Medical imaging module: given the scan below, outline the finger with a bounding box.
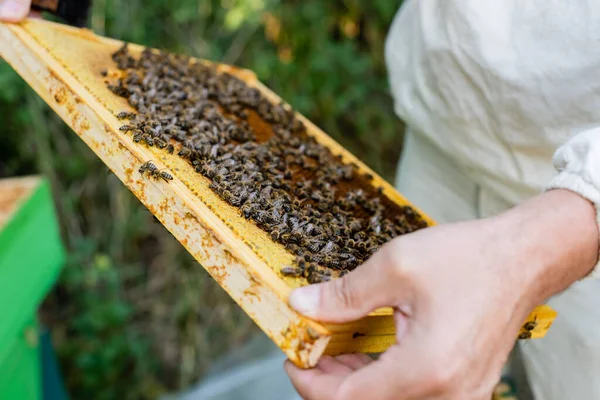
[339,340,444,400]
[316,355,354,376]
[334,353,373,370]
[289,240,411,322]
[0,0,32,22]
[284,360,347,400]
[337,347,418,400]
[337,353,404,400]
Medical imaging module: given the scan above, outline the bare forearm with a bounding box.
[495,189,598,307]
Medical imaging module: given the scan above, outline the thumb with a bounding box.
[288,241,410,322]
[0,0,32,22]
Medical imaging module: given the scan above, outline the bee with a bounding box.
[295,233,308,249]
[166,144,174,154]
[253,210,271,225]
[240,204,254,219]
[321,256,338,268]
[340,165,354,180]
[280,232,292,243]
[285,243,300,254]
[308,240,323,253]
[307,270,331,284]
[213,173,227,184]
[178,147,193,158]
[523,317,538,332]
[119,124,136,132]
[338,252,357,261]
[142,133,154,146]
[281,265,303,277]
[139,161,157,174]
[292,198,305,208]
[219,189,235,203]
[354,231,367,241]
[132,130,143,143]
[228,195,244,207]
[117,111,135,119]
[320,241,336,254]
[154,138,167,149]
[270,230,281,241]
[518,331,532,340]
[290,119,305,133]
[159,170,173,182]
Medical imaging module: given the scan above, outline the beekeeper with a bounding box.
[285,2,600,400]
[4,1,599,399]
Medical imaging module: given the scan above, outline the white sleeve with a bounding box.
[546,127,600,279]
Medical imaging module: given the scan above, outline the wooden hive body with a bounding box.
[0,19,556,368]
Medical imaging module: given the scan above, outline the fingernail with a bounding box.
[289,285,320,317]
[0,1,26,21]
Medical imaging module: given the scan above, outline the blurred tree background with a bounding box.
[0,0,405,398]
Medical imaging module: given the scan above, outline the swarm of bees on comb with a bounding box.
[105,43,428,283]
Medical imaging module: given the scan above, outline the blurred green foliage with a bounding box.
[0,0,404,398]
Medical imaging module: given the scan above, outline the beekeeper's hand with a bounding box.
[285,189,598,400]
[0,0,33,22]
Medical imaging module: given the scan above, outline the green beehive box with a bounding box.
[0,176,65,399]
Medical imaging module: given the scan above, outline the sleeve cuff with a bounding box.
[546,171,600,280]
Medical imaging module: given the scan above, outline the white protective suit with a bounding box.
[385,1,600,399]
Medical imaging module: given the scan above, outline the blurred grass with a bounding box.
[0,0,405,398]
